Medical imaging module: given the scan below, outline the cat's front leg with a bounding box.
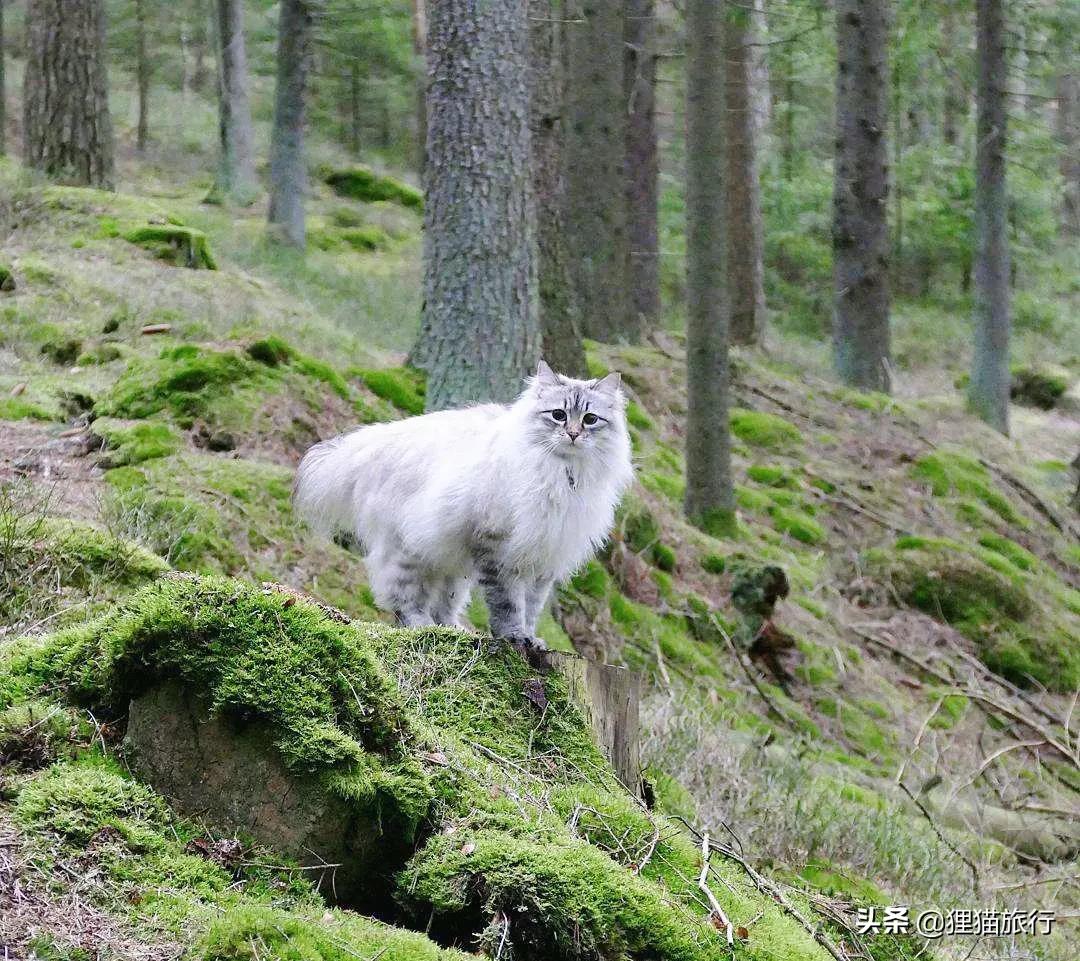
[523,577,554,641]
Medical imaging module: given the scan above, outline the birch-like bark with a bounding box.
[209,0,257,204]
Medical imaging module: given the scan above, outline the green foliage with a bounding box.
[625,400,654,430]
[700,553,727,575]
[569,560,609,598]
[730,409,803,451]
[746,464,791,487]
[652,543,678,572]
[355,366,426,415]
[340,226,392,251]
[1010,364,1070,410]
[324,167,423,209]
[92,418,182,466]
[770,508,825,545]
[41,338,83,366]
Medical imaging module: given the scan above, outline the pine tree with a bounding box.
[267,0,315,246]
[411,0,538,410]
[135,0,151,153]
[208,0,257,205]
[624,0,659,335]
[684,0,735,536]
[832,0,892,392]
[530,0,587,378]
[968,0,1011,433]
[0,0,6,157]
[726,0,766,346]
[564,1,633,343]
[23,0,115,188]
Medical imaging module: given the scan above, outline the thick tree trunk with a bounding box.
[684,0,734,536]
[968,0,1010,434]
[135,0,150,153]
[750,0,770,136]
[726,2,766,346]
[832,0,891,393]
[267,0,313,247]
[411,0,538,410]
[210,0,257,204]
[0,0,6,157]
[22,0,115,187]
[565,1,633,343]
[1057,67,1079,236]
[529,0,587,378]
[191,0,209,93]
[624,0,659,335]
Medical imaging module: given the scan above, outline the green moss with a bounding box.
[340,226,391,251]
[730,408,803,451]
[124,225,218,269]
[355,366,426,415]
[911,450,1021,524]
[246,336,295,367]
[324,167,423,209]
[770,508,825,545]
[198,906,469,961]
[622,502,661,552]
[640,470,684,501]
[736,485,772,513]
[794,596,827,619]
[625,400,653,430]
[1010,364,1070,409]
[0,263,14,291]
[700,553,727,575]
[569,560,609,598]
[977,533,1038,572]
[92,418,182,466]
[797,858,886,903]
[41,338,83,365]
[746,464,791,486]
[0,396,59,420]
[651,543,678,572]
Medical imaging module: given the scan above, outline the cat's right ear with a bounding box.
[536,359,561,386]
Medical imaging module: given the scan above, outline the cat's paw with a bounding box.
[490,633,548,660]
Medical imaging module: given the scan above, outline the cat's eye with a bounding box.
[582,413,599,426]
[551,409,567,422]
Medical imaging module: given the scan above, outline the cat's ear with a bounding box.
[593,371,622,395]
[535,359,561,386]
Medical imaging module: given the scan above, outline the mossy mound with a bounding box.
[352,365,426,415]
[124,224,218,270]
[730,409,803,451]
[910,450,1021,524]
[0,263,15,291]
[91,417,183,466]
[865,539,1079,691]
[324,167,423,210]
[3,575,833,961]
[1010,364,1070,409]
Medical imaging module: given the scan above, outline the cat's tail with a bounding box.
[293,434,360,542]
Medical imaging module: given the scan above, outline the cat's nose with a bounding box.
[566,427,581,442]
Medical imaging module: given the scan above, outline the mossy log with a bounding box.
[323,166,423,210]
[124,224,218,269]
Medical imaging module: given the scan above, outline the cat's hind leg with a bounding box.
[523,577,554,643]
[430,576,472,628]
[366,548,435,627]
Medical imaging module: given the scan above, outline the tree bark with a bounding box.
[0,0,6,157]
[135,0,150,153]
[968,0,1010,434]
[624,0,659,335]
[564,1,633,343]
[267,0,314,247]
[831,0,891,393]
[941,0,965,147]
[684,0,734,536]
[726,1,766,346]
[411,0,538,411]
[191,0,209,93]
[1057,66,1079,236]
[210,0,257,204]
[410,0,427,173]
[349,61,362,155]
[529,0,587,378]
[22,0,115,188]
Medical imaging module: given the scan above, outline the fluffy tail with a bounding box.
[292,435,359,541]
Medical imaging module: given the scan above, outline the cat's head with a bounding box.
[521,360,627,458]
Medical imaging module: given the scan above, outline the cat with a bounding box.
[293,360,634,651]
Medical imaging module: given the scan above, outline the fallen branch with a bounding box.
[698,832,734,947]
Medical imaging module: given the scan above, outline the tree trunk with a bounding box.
[22,0,115,187]
[684,0,734,536]
[564,1,633,343]
[1057,67,1079,236]
[267,0,313,247]
[725,1,766,346]
[831,0,891,393]
[209,0,257,205]
[191,0,209,93]
[968,0,1010,434]
[941,0,964,147]
[0,0,6,157]
[410,0,427,173]
[411,0,538,411]
[349,61,361,155]
[750,0,771,137]
[529,0,587,378]
[135,0,150,153]
[624,0,659,335]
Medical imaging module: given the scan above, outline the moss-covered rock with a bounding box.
[324,167,423,210]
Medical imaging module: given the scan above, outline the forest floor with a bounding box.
[0,137,1078,961]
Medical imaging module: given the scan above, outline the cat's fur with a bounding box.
[293,361,634,649]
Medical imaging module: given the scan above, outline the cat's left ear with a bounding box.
[535,359,562,386]
[593,371,622,395]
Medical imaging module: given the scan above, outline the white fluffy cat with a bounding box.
[293,361,634,650]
